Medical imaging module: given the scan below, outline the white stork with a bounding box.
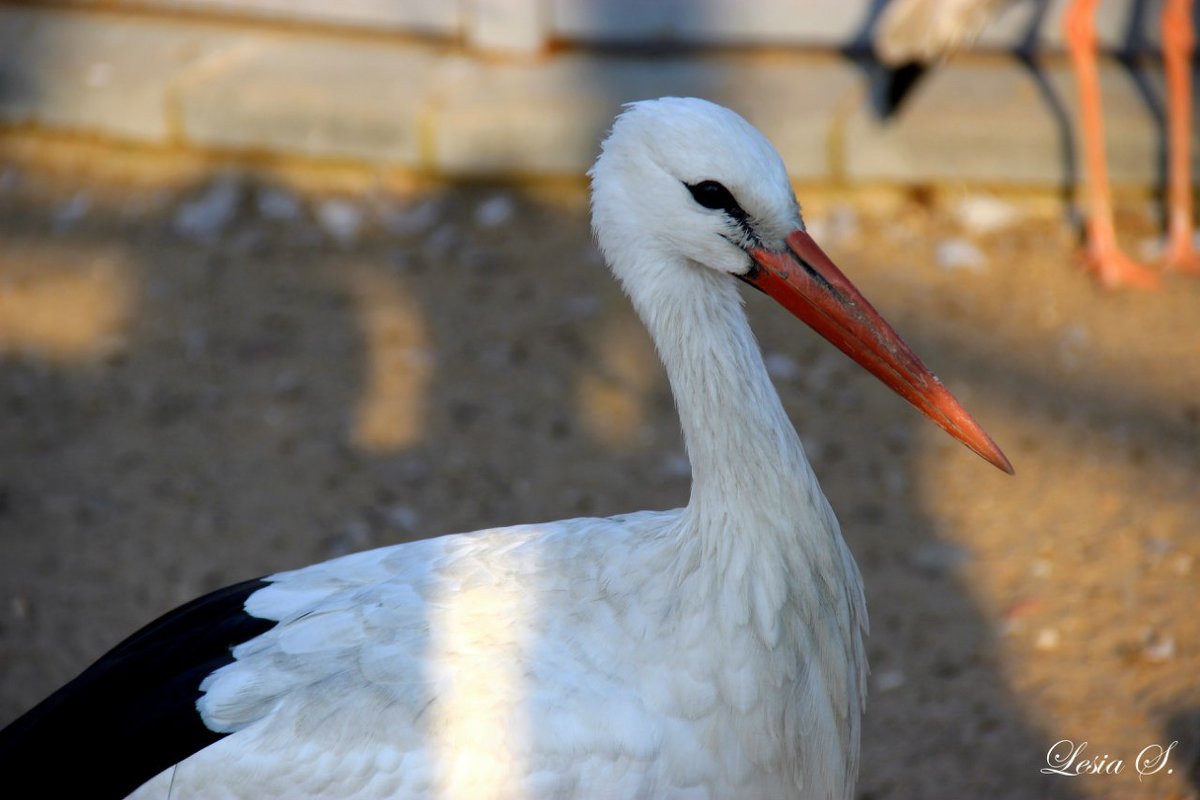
[0,97,1011,799]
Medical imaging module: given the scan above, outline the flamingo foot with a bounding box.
[1081,243,1160,290]
[1162,236,1200,276]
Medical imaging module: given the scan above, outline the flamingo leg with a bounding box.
[1162,0,1200,274]
[1064,0,1160,289]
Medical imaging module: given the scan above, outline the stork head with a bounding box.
[589,97,1012,474]
[590,97,800,278]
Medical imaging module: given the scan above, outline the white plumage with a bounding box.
[134,504,863,798]
[3,97,1009,800]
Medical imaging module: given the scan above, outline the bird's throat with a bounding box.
[630,264,820,540]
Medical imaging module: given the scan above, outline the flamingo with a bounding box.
[0,97,1011,799]
[876,0,1199,288]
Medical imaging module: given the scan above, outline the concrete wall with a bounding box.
[3,4,1192,186]
[53,0,1184,55]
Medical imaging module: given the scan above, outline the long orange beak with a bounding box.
[744,230,1013,474]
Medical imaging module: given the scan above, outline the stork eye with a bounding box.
[687,181,742,214]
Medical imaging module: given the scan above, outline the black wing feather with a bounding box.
[877,61,929,118]
[0,577,276,799]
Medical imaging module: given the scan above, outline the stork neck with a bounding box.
[625,258,817,530]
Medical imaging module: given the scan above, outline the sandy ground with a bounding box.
[0,149,1198,800]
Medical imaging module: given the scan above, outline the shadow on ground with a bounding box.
[0,158,1196,799]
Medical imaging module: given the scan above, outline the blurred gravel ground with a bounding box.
[0,155,1198,800]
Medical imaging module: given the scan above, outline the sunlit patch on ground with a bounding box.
[345,264,433,452]
[0,245,133,364]
[575,310,658,449]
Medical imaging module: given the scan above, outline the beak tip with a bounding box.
[756,230,1016,478]
[977,439,1014,475]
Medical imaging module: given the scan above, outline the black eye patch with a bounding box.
[686,180,742,214]
[685,180,761,247]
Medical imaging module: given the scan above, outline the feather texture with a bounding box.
[1,99,869,799]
